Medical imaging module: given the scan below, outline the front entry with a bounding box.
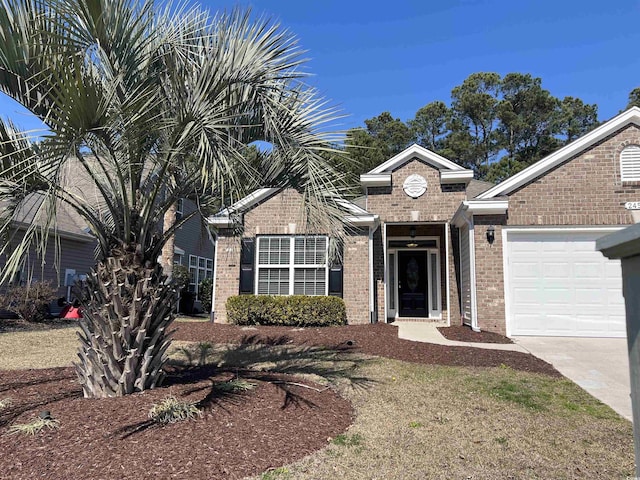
[398,251,428,317]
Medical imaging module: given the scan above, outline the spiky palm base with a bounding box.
[74,245,177,398]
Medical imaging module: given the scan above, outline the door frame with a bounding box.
[387,236,441,320]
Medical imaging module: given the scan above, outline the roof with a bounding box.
[369,143,468,173]
[360,144,474,187]
[466,179,495,199]
[208,187,379,228]
[478,106,640,199]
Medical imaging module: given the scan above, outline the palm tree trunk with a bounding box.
[161,202,177,279]
[74,245,176,398]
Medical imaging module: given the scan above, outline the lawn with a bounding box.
[0,322,634,479]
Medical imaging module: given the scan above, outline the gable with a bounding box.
[478,106,640,199]
[361,144,473,188]
[505,123,640,226]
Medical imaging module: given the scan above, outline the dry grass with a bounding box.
[0,327,78,369]
[250,360,634,480]
[1,330,633,478]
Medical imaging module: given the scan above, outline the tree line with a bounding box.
[338,72,640,187]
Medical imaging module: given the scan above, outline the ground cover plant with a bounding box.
[0,322,634,479]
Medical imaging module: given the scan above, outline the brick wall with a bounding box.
[472,215,507,335]
[473,124,640,334]
[212,189,371,324]
[343,228,370,324]
[507,124,640,226]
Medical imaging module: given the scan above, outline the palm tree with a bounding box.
[0,0,349,398]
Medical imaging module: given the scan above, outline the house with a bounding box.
[210,107,640,337]
[2,194,214,311]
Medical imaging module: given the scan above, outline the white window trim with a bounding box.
[188,254,213,299]
[255,235,329,296]
[621,145,640,182]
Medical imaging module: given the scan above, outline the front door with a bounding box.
[398,251,428,317]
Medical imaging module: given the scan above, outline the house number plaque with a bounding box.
[625,202,640,210]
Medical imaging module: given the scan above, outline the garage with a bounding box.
[505,229,626,337]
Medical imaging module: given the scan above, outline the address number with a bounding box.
[625,202,640,210]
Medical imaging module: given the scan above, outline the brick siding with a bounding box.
[473,124,640,334]
[212,189,371,324]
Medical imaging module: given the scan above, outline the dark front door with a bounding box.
[398,251,428,317]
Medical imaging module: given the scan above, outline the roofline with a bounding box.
[207,188,377,229]
[440,169,474,184]
[452,200,509,227]
[477,106,640,199]
[369,144,466,174]
[360,173,391,187]
[11,221,96,243]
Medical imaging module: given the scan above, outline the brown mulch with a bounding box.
[0,366,352,480]
[173,322,557,376]
[0,322,560,480]
[437,325,514,344]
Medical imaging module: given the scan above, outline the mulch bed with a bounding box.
[174,322,557,376]
[437,325,514,344]
[0,321,559,480]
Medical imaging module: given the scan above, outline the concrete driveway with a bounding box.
[513,336,631,421]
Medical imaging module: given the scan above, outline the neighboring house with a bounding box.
[209,106,640,338]
[2,191,213,311]
[172,198,216,309]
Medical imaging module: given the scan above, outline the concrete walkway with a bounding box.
[394,321,529,352]
[393,322,632,421]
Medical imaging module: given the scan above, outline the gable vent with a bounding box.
[621,145,640,181]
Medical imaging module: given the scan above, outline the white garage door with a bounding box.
[506,230,626,337]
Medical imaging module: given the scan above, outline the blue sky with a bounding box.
[2,0,639,134]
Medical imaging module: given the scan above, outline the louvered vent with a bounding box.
[621,145,640,181]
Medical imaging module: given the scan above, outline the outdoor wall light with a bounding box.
[486,225,495,245]
[409,225,416,238]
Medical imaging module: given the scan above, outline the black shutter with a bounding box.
[328,238,343,298]
[239,238,255,294]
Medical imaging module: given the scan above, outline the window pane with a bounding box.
[199,258,205,268]
[258,237,290,265]
[430,253,438,311]
[258,268,290,295]
[388,253,395,309]
[294,236,327,265]
[294,268,326,296]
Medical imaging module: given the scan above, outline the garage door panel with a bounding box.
[543,287,572,304]
[510,262,540,279]
[507,230,625,338]
[574,262,602,279]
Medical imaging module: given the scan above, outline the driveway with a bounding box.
[513,336,631,421]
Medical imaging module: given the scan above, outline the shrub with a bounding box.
[226,295,347,327]
[198,277,213,313]
[0,281,57,322]
[148,396,201,424]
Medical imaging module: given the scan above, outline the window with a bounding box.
[621,145,640,181]
[256,236,328,296]
[188,255,213,299]
[176,198,184,220]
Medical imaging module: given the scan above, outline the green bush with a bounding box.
[199,277,213,313]
[226,295,347,327]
